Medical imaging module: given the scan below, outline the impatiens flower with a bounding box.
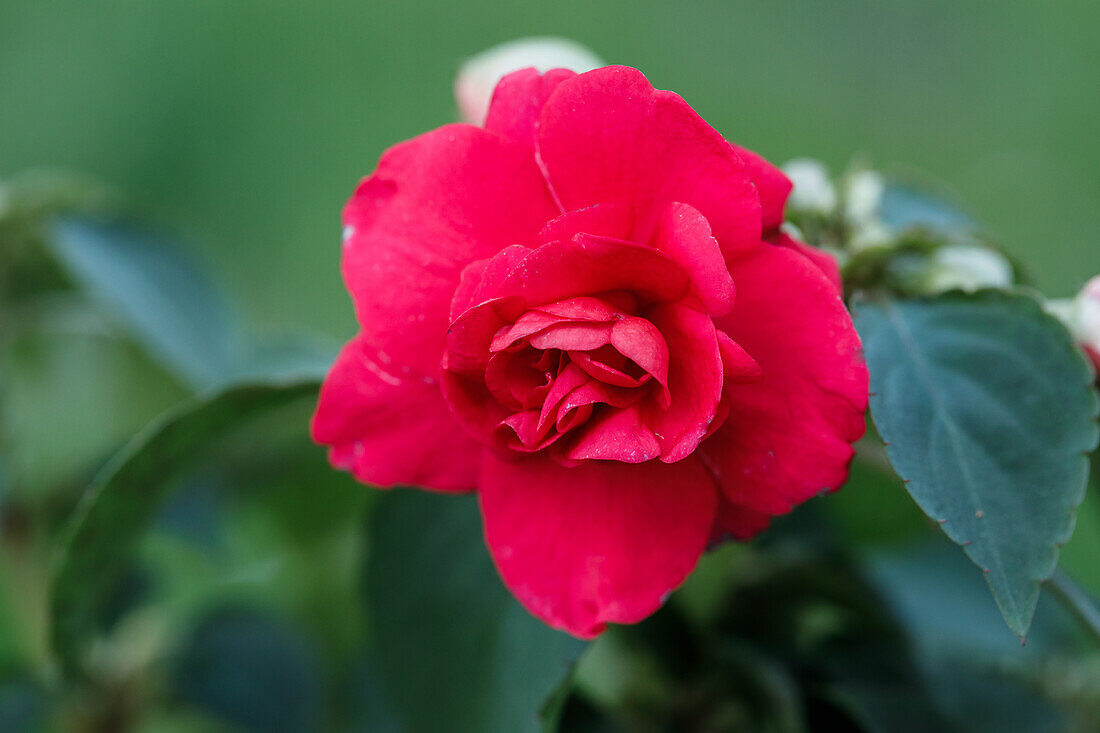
[313,66,869,638]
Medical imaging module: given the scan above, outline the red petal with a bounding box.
[537,296,627,322]
[538,203,636,244]
[770,231,842,293]
[343,124,557,376]
[484,350,553,410]
[451,245,532,321]
[570,350,652,389]
[490,310,568,352]
[496,409,560,452]
[642,304,725,463]
[478,453,718,637]
[529,322,614,351]
[443,296,526,375]
[715,330,764,383]
[490,235,692,306]
[485,67,576,151]
[312,334,481,492]
[654,202,736,316]
[562,405,660,463]
[700,245,867,515]
[537,66,761,257]
[610,317,670,385]
[441,297,527,444]
[556,379,643,413]
[708,498,772,546]
[732,146,792,231]
[537,363,591,430]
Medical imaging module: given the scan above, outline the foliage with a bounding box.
[366,490,586,733]
[854,291,1099,637]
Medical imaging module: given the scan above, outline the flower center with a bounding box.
[482,299,671,455]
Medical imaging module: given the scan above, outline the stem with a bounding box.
[1047,570,1100,645]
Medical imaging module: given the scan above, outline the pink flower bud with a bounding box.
[1075,276,1100,373]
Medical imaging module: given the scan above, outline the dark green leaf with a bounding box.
[233,336,338,385]
[814,678,958,733]
[704,643,808,733]
[172,607,324,733]
[868,546,1073,733]
[48,217,240,390]
[44,217,336,390]
[342,661,402,733]
[701,541,949,733]
[854,291,1100,637]
[366,490,586,733]
[0,675,48,733]
[868,545,1078,656]
[878,182,974,233]
[49,378,320,680]
[538,671,577,733]
[918,661,1066,733]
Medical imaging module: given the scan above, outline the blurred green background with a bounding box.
[2,0,1097,341]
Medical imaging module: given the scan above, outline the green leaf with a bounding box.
[343,662,403,733]
[49,378,320,680]
[867,545,1078,656]
[365,490,586,733]
[537,672,577,733]
[868,545,1074,732]
[47,217,240,390]
[708,545,951,733]
[172,607,324,733]
[878,182,975,233]
[45,217,335,390]
[0,675,49,733]
[705,644,808,733]
[854,290,1100,638]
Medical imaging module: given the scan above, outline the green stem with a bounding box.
[1047,570,1100,645]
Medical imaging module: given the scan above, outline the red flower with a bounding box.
[313,66,868,637]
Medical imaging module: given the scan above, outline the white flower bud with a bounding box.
[848,221,895,253]
[844,170,885,226]
[925,244,1014,292]
[1073,276,1100,359]
[782,158,837,214]
[1043,298,1075,328]
[454,37,604,125]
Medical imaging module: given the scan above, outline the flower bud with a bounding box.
[844,169,885,227]
[924,243,1014,293]
[847,221,894,253]
[782,158,836,215]
[454,37,604,125]
[1073,276,1100,372]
